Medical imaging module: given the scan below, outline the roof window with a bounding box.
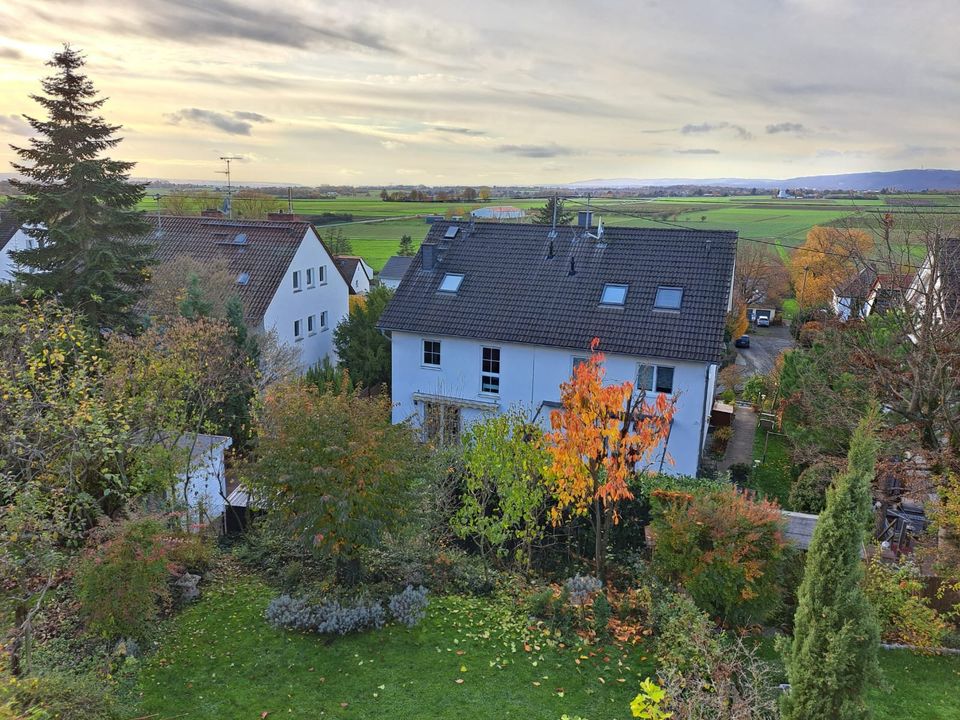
[600,283,628,305]
[439,273,464,293]
[444,226,459,239]
[654,286,683,309]
[236,272,250,285]
[233,233,248,245]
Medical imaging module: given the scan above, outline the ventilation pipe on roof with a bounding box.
[547,240,555,259]
[568,256,576,276]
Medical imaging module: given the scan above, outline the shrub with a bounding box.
[863,554,949,651]
[565,575,602,607]
[0,672,125,720]
[233,518,332,590]
[630,677,671,720]
[164,531,214,574]
[76,517,175,640]
[650,487,787,626]
[728,462,752,485]
[387,585,429,627]
[265,594,386,635]
[592,593,611,640]
[711,426,733,454]
[742,374,769,406]
[719,388,736,404]
[651,589,718,675]
[788,462,834,513]
[526,588,556,618]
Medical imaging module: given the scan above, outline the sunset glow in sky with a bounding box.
[1,0,957,185]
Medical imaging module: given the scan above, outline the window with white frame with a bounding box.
[600,283,628,305]
[307,314,317,335]
[481,346,500,394]
[637,364,675,394]
[292,270,302,292]
[439,273,464,293]
[320,310,328,330]
[318,265,327,285]
[293,319,303,340]
[306,267,315,288]
[423,339,441,366]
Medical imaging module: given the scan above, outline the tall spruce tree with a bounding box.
[781,417,881,720]
[9,46,152,330]
[531,196,574,225]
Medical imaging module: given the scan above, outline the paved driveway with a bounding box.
[735,324,794,377]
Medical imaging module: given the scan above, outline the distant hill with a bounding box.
[566,169,960,192]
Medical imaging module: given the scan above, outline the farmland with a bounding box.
[133,192,960,271]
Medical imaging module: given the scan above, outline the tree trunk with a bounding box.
[593,498,606,581]
[10,602,27,676]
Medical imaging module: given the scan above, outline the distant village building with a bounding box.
[470,205,525,220]
[335,256,374,295]
[378,255,414,290]
[378,218,737,476]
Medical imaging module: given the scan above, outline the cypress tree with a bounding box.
[9,45,152,330]
[531,196,574,225]
[781,418,881,720]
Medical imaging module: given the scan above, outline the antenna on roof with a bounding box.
[218,155,243,219]
[586,216,604,241]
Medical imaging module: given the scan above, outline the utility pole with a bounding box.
[218,155,242,218]
[799,265,810,317]
[153,193,163,236]
[287,186,293,214]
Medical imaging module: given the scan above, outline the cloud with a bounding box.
[165,108,273,135]
[680,121,751,140]
[0,114,31,135]
[432,125,485,136]
[766,122,806,134]
[674,148,720,155]
[494,143,576,158]
[0,47,21,60]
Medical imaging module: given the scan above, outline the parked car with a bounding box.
[756,315,770,327]
[734,334,750,348]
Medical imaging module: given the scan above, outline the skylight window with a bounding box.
[600,283,628,305]
[654,286,683,309]
[233,233,248,245]
[236,272,250,285]
[439,273,464,293]
[444,225,459,239]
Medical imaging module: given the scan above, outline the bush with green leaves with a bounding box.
[592,593,611,640]
[0,672,125,720]
[76,517,176,641]
[788,462,834,513]
[863,553,949,651]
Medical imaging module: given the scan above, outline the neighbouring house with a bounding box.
[150,215,351,370]
[378,255,414,290]
[470,205,526,220]
[335,255,373,295]
[378,218,737,477]
[169,433,232,530]
[747,307,776,324]
[905,237,960,323]
[0,211,34,283]
[832,266,877,320]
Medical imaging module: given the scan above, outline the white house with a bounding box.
[831,266,877,320]
[170,433,232,530]
[0,213,34,283]
[335,255,373,295]
[151,214,351,370]
[378,218,737,477]
[378,255,414,290]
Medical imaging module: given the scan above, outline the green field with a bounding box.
[134,193,960,271]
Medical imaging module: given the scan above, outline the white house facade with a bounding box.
[335,256,373,295]
[379,220,736,477]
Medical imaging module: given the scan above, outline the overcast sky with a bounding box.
[0,0,957,185]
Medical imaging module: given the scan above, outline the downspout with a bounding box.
[697,363,713,475]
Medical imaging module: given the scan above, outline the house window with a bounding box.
[600,283,628,305]
[481,346,500,394]
[306,267,315,288]
[439,273,464,293]
[292,270,302,292]
[572,356,589,372]
[320,310,328,330]
[307,314,317,335]
[318,265,327,285]
[293,319,303,340]
[424,402,461,445]
[637,364,674,394]
[423,340,441,367]
[654,286,683,309]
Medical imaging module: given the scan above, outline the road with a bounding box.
[735,324,794,377]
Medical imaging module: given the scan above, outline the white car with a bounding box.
[756,316,770,327]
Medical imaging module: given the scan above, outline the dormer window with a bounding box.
[600,283,628,305]
[655,286,683,309]
[439,273,464,293]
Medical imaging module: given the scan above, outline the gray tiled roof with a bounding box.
[379,255,414,280]
[147,216,348,325]
[0,212,21,250]
[378,222,736,364]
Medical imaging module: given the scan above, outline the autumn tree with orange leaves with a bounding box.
[789,226,873,306]
[546,340,676,579]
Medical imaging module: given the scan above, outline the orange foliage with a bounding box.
[789,226,873,306]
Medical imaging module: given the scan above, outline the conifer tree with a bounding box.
[531,196,574,225]
[781,417,881,720]
[9,46,152,330]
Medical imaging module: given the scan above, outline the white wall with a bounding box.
[349,261,372,295]
[0,227,35,283]
[174,438,230,529]
[380,276,402,291]
[262,227,351,371]
[390,330,714,476]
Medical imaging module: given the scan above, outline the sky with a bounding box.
[0,0,958,186]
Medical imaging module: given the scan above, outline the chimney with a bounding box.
[201,209,224,218]
[577,210,593,228]
[267,211,301,222]
[422,243,437,270]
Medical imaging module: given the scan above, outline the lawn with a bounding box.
[748,428,793,506]
[136,573,655,720]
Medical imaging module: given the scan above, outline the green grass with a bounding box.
[755,639,960,720]
[748,429,793,506]
[781,298,800,321]
[136,574,655,720]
